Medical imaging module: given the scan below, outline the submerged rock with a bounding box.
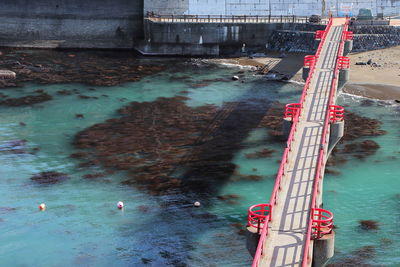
[0,207,17,213]
[359,220,379,230]
[325,168,341,175]
[342,140,380,157]
[83,173,106,179]
[73,96,273,195]
[30,171,70,184]
[73,96,219,195]
[0,49,166,88]
[0,93,52,106]
[326,245,377,266]
[217,194,241,201]
[343,111,386,141]
[0,139,27,154]
[245,148,277,159]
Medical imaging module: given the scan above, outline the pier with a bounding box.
[247,17,353,267]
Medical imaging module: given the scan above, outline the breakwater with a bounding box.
[266,25,400,53]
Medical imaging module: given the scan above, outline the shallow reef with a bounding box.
[71,97,387,194]
[30,171,70,185]
[0,49,165,88]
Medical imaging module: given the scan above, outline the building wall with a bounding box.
[144,0,400,16]
[0,0,144,49]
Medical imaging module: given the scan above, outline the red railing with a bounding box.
[315,30,325,40]
[301,17,350,267]
[249,17,334,267]
[248,204,271,233]
[312,208,333,239]
[250,147,289,267]
[329,105,344,123]
[304,55,316,67]
[344,31,353,40]
[284,103,301,120]
[338,56,350,69]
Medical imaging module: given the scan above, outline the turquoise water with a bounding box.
[0,59,399,266]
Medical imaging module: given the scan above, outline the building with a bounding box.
[145,0,400,17]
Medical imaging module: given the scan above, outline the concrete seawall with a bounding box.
[137,19,400,56]
[0,0,144,49]
[136,19,324,55]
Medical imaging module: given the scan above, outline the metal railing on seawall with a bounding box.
[146,14,328,24]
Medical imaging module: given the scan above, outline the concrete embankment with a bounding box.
[137,19,400,56]
[136,19,324,55]
[0,0,144,49]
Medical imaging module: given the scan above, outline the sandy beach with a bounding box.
[345,46,400,100]
[215,45,400,101]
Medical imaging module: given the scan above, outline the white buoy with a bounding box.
[194,201,201,207]
[117,201,124,209]
[39,203,46,211]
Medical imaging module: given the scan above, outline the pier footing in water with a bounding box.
[328,120,344,156]
[312,231,335,267]
[246,226,260,257]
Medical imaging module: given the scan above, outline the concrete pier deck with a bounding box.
[258,18,346,267]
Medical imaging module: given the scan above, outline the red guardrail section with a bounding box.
[249,18,333,267]
[304,55,316,67]
[329,105,344,123]
[301,18,349,267]
[338,56,350,69]
[315,30,325,39]
[344,31,353,40]
[248,204,271,233]
[284,103,301,119]
[312,208,333,239]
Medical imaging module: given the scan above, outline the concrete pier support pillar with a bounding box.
[338,68,349,90]
[246,227,260,257]
[312,231,335,267]
[314,40,321,51]
[302,67,310,81]
[282,117,293,139]
[328,120,344,156]
[343,40,353,56]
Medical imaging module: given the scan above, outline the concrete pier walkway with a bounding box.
[249,18,348,267]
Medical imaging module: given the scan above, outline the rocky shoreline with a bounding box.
[0,49,165,88]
